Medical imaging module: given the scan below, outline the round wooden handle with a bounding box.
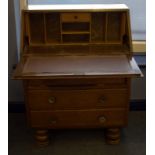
[48,97,56,104]
[99,116,106,124]
[99,97,105,104]
[49,118,57,124]
[74,15,78,19]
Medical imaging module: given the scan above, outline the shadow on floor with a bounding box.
[8,111,146,155]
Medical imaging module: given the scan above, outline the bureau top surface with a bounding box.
[26,4,128,12]
[13,55,141,79]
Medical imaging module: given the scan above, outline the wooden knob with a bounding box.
[49,118,57,124]
[74,15,78,19]
[99,116,106,124]
[50,120,57,124]
[48,97,56,104]
[99,96,105,104]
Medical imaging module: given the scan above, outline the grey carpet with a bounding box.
[8,111,146,155]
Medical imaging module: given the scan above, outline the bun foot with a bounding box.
[35,129,49,146]
[105,128,120,144]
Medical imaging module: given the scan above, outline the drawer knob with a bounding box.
[48,97,56,104]
[74,15,78,19]
[99,116,106,124]
[49,118,57,124]
[99,97,105,104]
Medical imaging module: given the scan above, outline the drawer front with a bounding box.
[61,13,90,22]
[30,109,127,128]
[28,89,128,110]
[27,78,127,89]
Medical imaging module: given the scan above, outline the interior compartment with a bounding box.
[28,13,45,44]
[62,34,90,43]
[91,13,106,42]
[107,12,122,42]
[24,11,130,54]
[62,22,90,32]
[46,13,61,43]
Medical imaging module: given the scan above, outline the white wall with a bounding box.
[8,0,24,102]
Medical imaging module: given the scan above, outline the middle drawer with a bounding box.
[28,89,128,110]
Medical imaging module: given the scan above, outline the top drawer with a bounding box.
[61,13,91,22]
[27,78,127,90]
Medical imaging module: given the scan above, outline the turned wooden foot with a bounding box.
[35,129,49,146]
[105,128,120,144]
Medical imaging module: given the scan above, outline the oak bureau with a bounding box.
[13,4,142,146]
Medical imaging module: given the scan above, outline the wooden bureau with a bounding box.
[13,4,142,146]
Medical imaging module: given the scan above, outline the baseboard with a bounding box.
[8,99,146,113]
[130,99,146,111]
[8,102,25,113]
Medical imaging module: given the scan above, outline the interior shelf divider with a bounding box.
[121,13,126,43]
[89,14,92,43]
[105,12,108,42]
[60,14,63,43]
[43,13,47,44]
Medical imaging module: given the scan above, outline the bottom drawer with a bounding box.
[30,109,127,128]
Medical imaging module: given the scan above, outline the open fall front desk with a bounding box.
[13,4,142,146]
[21,55,140,77]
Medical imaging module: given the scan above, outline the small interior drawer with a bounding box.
[28,89,128,110]
[30,109,127,128]
[61,13,90,22]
